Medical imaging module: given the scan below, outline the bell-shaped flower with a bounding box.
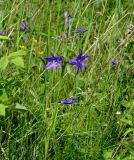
[69,49,89,74]
[44,55,62,70]
[60,98,77,105]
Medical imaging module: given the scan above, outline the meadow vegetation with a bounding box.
[0,0,134,159]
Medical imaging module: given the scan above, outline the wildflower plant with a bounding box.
[44,55,63,70]
[37,51,43,56]
[21,21,28,31]
[69,48,89,74]
[60,98,77,105]
[111,58,118,66]
[1,2,133,160]
[19,45,25,49]
[73,28,88,33]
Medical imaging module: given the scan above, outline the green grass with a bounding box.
[0,0,134,159]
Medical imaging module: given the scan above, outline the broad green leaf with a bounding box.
[0,104,8,116]
[11,57,24,68]
[8,50,26,58]
[0,89,9,102]
[0,36,9,40]
[0,56,9,70]
[15,103,27,110]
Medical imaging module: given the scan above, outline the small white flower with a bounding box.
[116,111,121,115]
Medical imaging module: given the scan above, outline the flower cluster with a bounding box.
[18,15,118,105]
[43,49,89,105]
[44,48,89,74]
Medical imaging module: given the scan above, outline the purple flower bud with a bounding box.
[60,98,77,105]
[0,32,6,36]
[64,12,71,30]
[0,31,8,36]
[73,28,88,33]
[111,58,118,66]
[21,21,28,31]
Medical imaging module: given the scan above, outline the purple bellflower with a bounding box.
[21,21,28,31]
[73,28,88,33]
[44,55,62,70]
[70,48,89,74]
[111,58,118,66]
[60,98,77,105]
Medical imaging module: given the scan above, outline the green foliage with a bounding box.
[10,56,24,68]
[0,0,133,159]
[8,50,27,58]
[0,89,9,102]
[0,50,26,70]
[0,36,9,40]
[15,103,27,110]
[103,149,113,159]
[0,56,8,70]
[0,104,8,116]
